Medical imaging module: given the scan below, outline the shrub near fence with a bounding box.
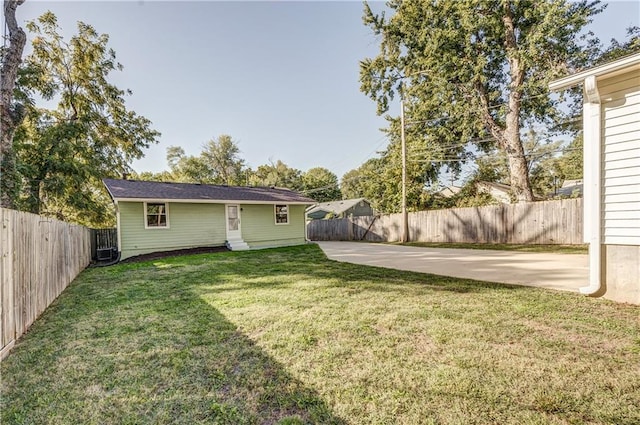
[0,208,91,359]
[307,198,583,245]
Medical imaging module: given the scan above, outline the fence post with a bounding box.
[90,229,97,262]
[0,208,92,360]
[305,199,583,244]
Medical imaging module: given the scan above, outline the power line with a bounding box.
[408,147,582,164]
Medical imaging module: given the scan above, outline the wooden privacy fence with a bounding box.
[0,208,91,359]
[307,198,583,245]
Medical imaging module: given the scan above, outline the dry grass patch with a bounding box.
[398,241,588,254]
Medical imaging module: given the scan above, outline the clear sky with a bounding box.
[8,0,640,180]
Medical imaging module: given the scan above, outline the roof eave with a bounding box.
[549,52,640,91]
[102,178,117,202]
[112,197,314,205]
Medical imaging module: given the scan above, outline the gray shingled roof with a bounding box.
[306,198,368,216]
[103,179,316,204]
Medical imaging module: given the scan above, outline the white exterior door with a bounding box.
[226,204,242,240]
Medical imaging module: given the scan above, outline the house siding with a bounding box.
[599,72,640,246]
[241,204,307,248]
[603,244,640,304]
[348,201,374,217]
[550,54,640,304]
[119,202,226,259]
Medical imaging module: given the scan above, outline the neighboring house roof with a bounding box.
[561,179,583,188]
[103,179,316,204]
[306,198,369,216]
[476,181,546,202]
[476,180,511,192]
[555,184,583,198]
[437,186,461,198]
[476,180,513,203]
[549,179,583,198]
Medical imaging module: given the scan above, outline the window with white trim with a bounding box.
[145,202,169,228]
[275,204,289,225]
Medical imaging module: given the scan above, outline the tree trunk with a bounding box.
[502,0,534,202]
[503,114,534,201]
[25,179,41,214]
[1,0,27,209]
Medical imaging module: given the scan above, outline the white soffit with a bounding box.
[549,53,640,91]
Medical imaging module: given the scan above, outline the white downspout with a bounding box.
[304,206,310,242]
[581,75,603,296]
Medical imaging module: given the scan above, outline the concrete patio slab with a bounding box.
[317,241,589,292]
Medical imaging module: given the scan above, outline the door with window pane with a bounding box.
[226,205,241,239]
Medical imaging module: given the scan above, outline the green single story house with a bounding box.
[103,178,316,260]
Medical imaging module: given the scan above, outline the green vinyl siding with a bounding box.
[241,204,307,248]
[119,202,226,259]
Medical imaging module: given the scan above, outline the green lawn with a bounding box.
[396,241,589,254]
[2,244,638,425]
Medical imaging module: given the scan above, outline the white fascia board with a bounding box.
[549,53,640,91]
[115,203,122,252]
[113,197,314,205]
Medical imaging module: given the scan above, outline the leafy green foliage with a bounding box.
[12,12,159,226]
[554,134,583,181]
[162,135,248,185]
[301,167,341,203]
[359,0,603,201]
[595,26,640,64]
[141,148,339,202]
[248,160,303,190]
[340,121,438,213]
[201,135,248,185]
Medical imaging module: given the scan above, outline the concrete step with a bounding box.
[226,239,250,251]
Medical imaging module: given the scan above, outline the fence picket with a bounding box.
[0,208,91,360]
[307,199,583,245]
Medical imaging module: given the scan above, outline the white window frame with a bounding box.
[144,202,170,229]
[274,204,289,225]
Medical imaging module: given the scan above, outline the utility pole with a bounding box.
[400,97,409,243]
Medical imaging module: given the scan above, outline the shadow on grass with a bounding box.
[178,244,529,296]
[0,252,347,425]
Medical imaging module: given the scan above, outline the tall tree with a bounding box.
[340,168,364,200]
[165,146,215,183]
[554,134,583,181]
[595,26,640,64]
[340,133,436,214]
[164,135,247,185]
[301,167,341,203]
[201,135,246,185]
[13,12,159,225]
[360,0,602,202]
[1,0,27,208]
[249,160,302,190]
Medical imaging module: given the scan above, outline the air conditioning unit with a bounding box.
[96,248,113,261]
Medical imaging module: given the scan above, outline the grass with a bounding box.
[2,244,639,424]
[395,241,589,254]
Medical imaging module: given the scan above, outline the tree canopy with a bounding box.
[163,135,248,185]
[360,0,603,202]
[11,12,160,225]
[248,160,303,191]
[301,167,341,203]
